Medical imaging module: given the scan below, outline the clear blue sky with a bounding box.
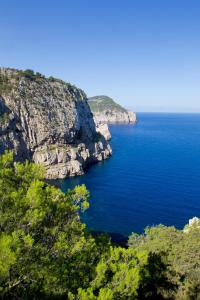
[1,0,200,112]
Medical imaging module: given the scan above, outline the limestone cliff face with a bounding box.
[93,110,137,124]
[0,68,112,179]
[88,96,137,124]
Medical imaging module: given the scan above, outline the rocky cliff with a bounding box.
[0,68,112,179]
[88,96,137,124]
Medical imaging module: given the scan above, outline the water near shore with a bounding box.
[58,113,200,236]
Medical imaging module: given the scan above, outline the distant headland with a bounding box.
[88,95,137,124]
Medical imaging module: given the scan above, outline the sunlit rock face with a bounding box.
[183,217,200,233]
[0,68,112,179]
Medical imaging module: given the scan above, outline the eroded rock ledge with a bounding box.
[0,68,112,179]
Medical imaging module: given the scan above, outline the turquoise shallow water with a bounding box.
[57,113,200,236]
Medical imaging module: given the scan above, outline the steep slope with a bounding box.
[0,68,112,179]
[88,95,137,124]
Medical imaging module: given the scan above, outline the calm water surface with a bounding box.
[58,113,200,236]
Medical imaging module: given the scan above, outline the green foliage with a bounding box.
[128,224,200,299]
[88,96,127,113]
[48,76,56,82]
[0,234,16,279]
[0,151,103,299]
[0,112,10,125]
[48,75,75,89]
[0,150,199,299]
[35,72,45,78]
[72,247,171,300]
[0,69,79,96]
[0,74,12,94]
[18,69,45,80]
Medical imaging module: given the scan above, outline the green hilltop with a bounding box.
[88,95,127,113]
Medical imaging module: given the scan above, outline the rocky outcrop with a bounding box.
[183,217,200,233]
[0,68,112,179]
[88,96,137,124]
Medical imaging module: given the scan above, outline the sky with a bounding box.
[0,0,200,112]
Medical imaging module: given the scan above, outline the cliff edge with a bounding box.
[0,68,112,179]
[88,95,137,124]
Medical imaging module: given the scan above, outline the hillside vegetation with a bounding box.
[0,151,199,299]
[88,96,127,113]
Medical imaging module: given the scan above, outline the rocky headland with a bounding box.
[0,68,112,179]
[88,95,137,124]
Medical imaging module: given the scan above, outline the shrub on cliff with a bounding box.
[128,223,200,299]
[18,69,45,80]
[0,74,12,94]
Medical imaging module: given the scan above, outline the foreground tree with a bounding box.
[0,151,183,299]
[70,246,172,300]
[0,151,106,299]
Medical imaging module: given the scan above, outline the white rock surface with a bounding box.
[93,110,137,124]
[183,217,200,233]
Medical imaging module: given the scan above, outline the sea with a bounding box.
[57,113,200,237]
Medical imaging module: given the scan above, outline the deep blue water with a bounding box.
[58,113,200,236]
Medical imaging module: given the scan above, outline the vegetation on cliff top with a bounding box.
[88,95,127,113]
[0,68,82,96]
[0,151,199,299]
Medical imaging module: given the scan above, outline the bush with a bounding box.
[18,69,45,80]
[0,112,10,125]
[0,151,98,298]
[0,150,198,299]
[128,223,200,299]
[0,74,12,94]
